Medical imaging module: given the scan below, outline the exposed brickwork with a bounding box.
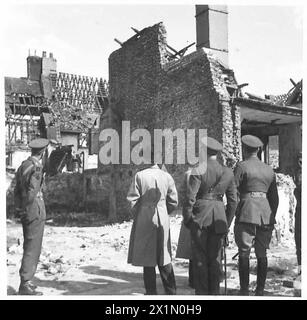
[100,22,241,215]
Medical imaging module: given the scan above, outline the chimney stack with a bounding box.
[195,5,229,67]
[42,51,46,57]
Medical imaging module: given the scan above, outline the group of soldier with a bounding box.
[13,134,301,296]
[126,134,301,296]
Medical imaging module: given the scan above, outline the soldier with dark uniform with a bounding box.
[234,135,279,296]
[14,138,49,295]
[183,137,238,295]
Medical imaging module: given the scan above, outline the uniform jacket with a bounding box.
[127,165,178,267]
[234,155,279,225]
[183,158,238,234]
[14,156,46,223]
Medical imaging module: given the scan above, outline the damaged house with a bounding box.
[5,51,109,172]
[99,5,302,227]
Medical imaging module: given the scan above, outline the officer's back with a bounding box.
[234,139,278,226]
[186,157,237,234]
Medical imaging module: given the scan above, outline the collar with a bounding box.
[149,164,160,169]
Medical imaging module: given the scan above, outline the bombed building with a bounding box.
[5,5,302,221]
[5,51,109,171]
[99,5,302,219]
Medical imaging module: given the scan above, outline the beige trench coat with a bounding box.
[127,165,178,267]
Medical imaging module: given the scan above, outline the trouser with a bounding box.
[191,225,224,295]
[19,215,45,283]
[294,205,301,266]
[234,222,273,294]
[143,263,176,295]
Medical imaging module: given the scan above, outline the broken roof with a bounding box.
[48,101,99,133]
[235,96,302,127]
[5,77,42,97]
[265,79,302,107]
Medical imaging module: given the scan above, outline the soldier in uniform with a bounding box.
[183,137,237,295]
[234,135,279,296]
[127,156,178,295]
[14,138,49,295]
[294,151,302,275]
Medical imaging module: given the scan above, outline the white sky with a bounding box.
[0,2,304,96]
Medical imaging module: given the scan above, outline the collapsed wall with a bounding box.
[100,22,241,216]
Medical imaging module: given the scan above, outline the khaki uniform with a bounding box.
[183,159,237,295]
[234,155,279,258]
[14,156,46,283]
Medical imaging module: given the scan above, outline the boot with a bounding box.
[238,256,250,296]
[255,257,268,296]
[18,281,43,296]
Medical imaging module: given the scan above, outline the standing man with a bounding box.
[176,166,195,288]
[14,138,49,295]
[234,135,279,296]
[127,158,178,295]
[183,137,237,295]
[293,151,302,276]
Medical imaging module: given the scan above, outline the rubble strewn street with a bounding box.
[7,213,299,296]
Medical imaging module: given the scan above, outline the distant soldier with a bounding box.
[127,158,178,295]
[183,137,237,295]
[14,138,49,295]
[234,135,279,296]
[294,151,302,275]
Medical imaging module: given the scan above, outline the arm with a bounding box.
[26,167,42,205]
[267,174,279,225]
[127,173,141,212]
[233,164,244,201]
[166,175,178,214]
[225,174,238,228]
[182,169,202,227]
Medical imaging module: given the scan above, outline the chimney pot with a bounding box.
[50,52,53,58]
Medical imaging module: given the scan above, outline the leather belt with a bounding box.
[241,192,267,199]
[200,193,223,201]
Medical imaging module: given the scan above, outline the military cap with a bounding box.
[28,138,49,150]
[241,135,263,148]
[201,136,223,152]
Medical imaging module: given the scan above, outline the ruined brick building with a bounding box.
[5,51,109,170]
[100,5,302,218]
[5,5,302,218]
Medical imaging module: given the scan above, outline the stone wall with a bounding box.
[102,22,241,215]
[6,169,111,217]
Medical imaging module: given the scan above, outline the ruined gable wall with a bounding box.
[105,22,240,215]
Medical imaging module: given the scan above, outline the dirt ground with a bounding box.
[7,213,300,297]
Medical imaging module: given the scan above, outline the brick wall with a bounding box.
[101,22,241,216]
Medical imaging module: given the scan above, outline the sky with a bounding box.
[0,2,304,97]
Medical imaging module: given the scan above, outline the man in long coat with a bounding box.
[183,137,238,295]
[14,138,49,295]
[127,162,178,295]
[234,135,279,296]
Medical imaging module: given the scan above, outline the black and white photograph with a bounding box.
[1,0,304,301]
